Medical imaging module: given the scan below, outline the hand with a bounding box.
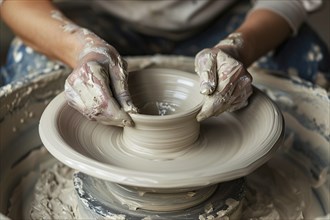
[64,30,137,127]
[195,33,253,122]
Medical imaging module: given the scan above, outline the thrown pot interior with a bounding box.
[128,68,203,116]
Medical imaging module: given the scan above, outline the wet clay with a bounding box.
[22,153,321,219]
[39,68,283,188]
[1,56,328,219]
[51,9,137,127]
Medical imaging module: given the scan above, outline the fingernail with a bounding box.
[200,82,214,95]
[196,113,207,122]
[122,119,134,127]
[123,100,139,113]
[128,105,139,114]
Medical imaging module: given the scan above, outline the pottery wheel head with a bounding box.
[39,68,284,188]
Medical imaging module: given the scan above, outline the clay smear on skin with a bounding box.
[51,10,133,126]
[195,32,252,120]
[51,10,80,33]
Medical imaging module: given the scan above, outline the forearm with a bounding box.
[1,0,85,68]
[229,9,292,67]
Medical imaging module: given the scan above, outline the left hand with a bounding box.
[195,33,253,121]
[64,29,137,127]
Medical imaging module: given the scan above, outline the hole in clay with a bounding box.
[139,101,180,116]
[128,68,202,117]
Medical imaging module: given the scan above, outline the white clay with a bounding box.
[1,56,329,219]
[39,68,284,188]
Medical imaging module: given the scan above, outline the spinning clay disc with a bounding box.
[39,68,284,188]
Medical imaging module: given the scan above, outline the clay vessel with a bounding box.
[39,66,285,188]
[123,68,203,159]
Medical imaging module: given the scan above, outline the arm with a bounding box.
[1,0,137,126]
[232,9,291,67]
[195,9,292,121]
[1,0,80,67]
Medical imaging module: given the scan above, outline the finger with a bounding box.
[65,62,133,127]
[215,50,242,94]
[197,51,253,121]
[85,61,134,126]
[195,49,218,95]
[228,100,249,112]
[227,76,253,112]
[109,56,138,114]
[197,75,240,121]
[65,73,86,112]
[93,97,134,127]
[228,88,251,112]
[230,75,253,103]
[196,96,217,122]
[196,94,229,122]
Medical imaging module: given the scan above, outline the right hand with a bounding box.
[194,33,253,122]
[64,30,137,127]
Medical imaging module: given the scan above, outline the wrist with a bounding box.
[49,10,108,68]
[65,28,110,68]
[215,32,255,68]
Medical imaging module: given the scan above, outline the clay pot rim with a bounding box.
[39,88,284,188]
[127,67,204,121]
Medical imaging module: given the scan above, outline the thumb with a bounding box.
[99,97,134,127]
[195,48,218,95]
[196,95,228,122]
[109,58,138,114]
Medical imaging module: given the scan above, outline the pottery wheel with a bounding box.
[39,71,284,188]
[73,172,245,219]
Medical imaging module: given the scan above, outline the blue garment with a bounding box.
[0,38,65,85]
[1,2,329,87]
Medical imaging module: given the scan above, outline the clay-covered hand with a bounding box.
[64,30,137,127]
[195,33,253,122]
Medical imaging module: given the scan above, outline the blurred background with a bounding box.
[1,1,329,65]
